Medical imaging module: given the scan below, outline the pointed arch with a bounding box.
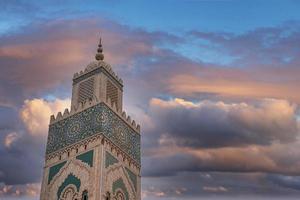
[59,184,78,200]
[47,159,94,200]
[104,164,136,200]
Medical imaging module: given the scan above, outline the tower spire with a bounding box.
[95,37,104,61]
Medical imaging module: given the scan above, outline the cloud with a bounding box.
[142,186,187,199]
[1,17,300,111]
[190,22,300,67]
[148,98,299,148]
[0,18,180,107]
[0,182,40,198]
[141,97,300,180]
[143,137,300,178]
[167,72,300,103]
[202,186,228,193]
[142,172,300,198]
[159,22,300,103]
[20,98,70,137]
[267,175,300,191]
[4,132,19,148]
[0,98,69,185]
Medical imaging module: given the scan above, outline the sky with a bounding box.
[1,0,300,199]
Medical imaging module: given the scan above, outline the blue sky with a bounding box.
[1,0,300,199]
[2,0,300,34]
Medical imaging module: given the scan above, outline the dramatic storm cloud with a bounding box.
[148,98,298,148]
[142,98,300,179]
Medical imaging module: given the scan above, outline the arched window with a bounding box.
[82,190,88,200]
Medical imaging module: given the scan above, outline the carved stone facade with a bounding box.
[40,38,141,200]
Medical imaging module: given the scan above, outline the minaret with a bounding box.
[71,38,123,112]
[40,37,141,200]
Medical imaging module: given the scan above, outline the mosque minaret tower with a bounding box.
[40,37,141,200]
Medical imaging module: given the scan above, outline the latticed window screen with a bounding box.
[106,80,118,109]
[78,77,95,104]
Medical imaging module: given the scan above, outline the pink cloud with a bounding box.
[167,68,300,104]
[0,18,179,107]
[20,98,70,137]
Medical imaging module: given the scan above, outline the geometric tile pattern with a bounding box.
[46,103,140,164]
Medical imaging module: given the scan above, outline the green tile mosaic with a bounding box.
[76,150,94,167]
[105,151,119,168]
[57,173,81,200]
[48,161,67,184]
[46,103,140,164]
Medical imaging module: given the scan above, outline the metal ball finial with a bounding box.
[95,37,104,61]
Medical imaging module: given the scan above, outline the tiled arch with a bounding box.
[104,164,136,200]
[48,159,94,200]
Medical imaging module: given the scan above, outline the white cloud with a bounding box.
[4,132,19,148]
[19,98,70,137]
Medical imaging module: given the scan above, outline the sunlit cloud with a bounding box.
[20,98,70,137]
[4,132,20,148]
[168,72,300,103]
[148,97,299,148]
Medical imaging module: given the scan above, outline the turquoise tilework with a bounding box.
[46,103,140,164]
[48,161,67,184]
[105,151,119,168]
[76,150,94,167]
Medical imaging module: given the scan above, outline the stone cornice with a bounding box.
[73,61,123,87]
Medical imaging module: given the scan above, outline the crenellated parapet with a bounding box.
[49,97,140,133]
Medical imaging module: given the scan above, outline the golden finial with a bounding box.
[95,37,104,61]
